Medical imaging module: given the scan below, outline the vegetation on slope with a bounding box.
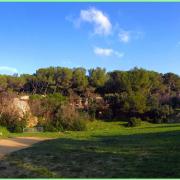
[0,67,179,132]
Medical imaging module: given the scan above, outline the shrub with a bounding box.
[29,94,44,101]
[71,118,87,131]
[150,105,174,123]
[0,115,25,133]
[101,108,113,120]
[0,112,27,133]
[43,123,60,132]
[54,105,87,131]
[0,126,10,137]
[9,121,26,133]
[88,107,96,120]
[87,100,97,120]
[127,117,142,127]
[159,105,174,121]
[29,93,66,117]
[0,92,27,132]
[30,94,87,132]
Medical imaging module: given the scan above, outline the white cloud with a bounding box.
[118,30,131,43]
[94,47,113,56]
[94,47,124,58]
[80,8,112,35]
[0,66,18,75]
[118,29,144,43]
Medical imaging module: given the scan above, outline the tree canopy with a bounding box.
[0,66,179,122]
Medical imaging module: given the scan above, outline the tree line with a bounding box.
[0,66,180,123]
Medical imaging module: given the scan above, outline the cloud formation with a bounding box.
[0,66,18,75]
[67,7,144,60]
[94,47,124,58]
[80,8,112,35]
[118,29,144,43]
[67,7,144,44]
[94,47,113,56]
[118,30,131,43]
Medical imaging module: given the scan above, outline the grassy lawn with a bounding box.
[1,120,180,177]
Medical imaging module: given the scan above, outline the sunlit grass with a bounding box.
[1,120,180,178]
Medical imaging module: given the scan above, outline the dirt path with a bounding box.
[0,137,47,158]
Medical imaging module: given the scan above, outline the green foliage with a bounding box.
[163,73,180,92]
[87,100,97,120]
[152,105,174,123]
[105,92,147,118]
[29,94,44,100]
[43,93,67,106]
[128,117,142,127]
[52,105,87,131]
[0,75,8,91]
[54,67,73,94]
[9,120,26,133]
[127,92,148,114]
[88,67,108,88]
[70,117,87,131]
[72,68,88,93]
[104,71,132,93]
[147,95,160,110]
[29,93,87,132]
[7,76,26,92]
[36,67,56,94]
[30,93,67,115]
[0,112,18,129]
[0,66,180,124]
[0,126,10,137]
[0,112,27,133]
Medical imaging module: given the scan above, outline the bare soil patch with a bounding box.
[0,137,47,158]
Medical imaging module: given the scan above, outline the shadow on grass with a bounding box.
[1,130,180,178]
[133,123,180,130]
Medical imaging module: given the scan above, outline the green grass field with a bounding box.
[1,120,180,178]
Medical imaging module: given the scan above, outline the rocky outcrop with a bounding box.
[13,98,30,118]
[12,96,38,128]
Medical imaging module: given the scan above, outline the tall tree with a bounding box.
[54,67,73,95]
[88,67,108,88]
[72,68,88,93]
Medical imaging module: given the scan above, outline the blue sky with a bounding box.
[0,3,180,75]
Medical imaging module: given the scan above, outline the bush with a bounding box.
[29,93,67,118]
[150,105,174,123]
[127,117,142,127]
[29,94,44,101]
[53,105,87,131]
[0,126,10,137]
[31,94,88,132]
[71,118,87,131]
[160,105,174,121]
[101,108,113,120]
[9,122,25,133]
[43,123,60,132]
[0,92,27,133]
[0,112,27,133]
